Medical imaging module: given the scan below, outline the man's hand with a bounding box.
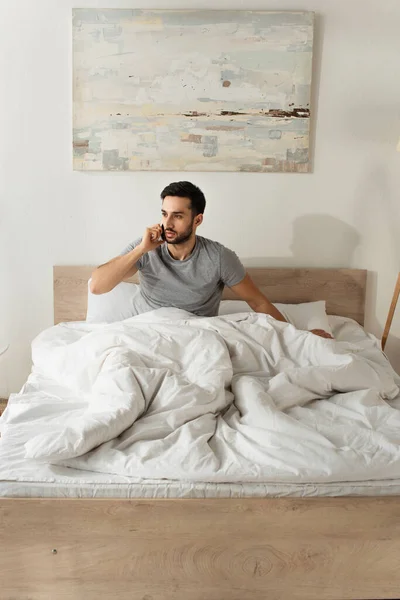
[139,224,164,254]
[310,329,334,339]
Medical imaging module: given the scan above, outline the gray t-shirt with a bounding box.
[121,235,246,317]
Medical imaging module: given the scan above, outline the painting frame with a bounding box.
[73,9,315,173]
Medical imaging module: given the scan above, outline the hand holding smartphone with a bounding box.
[141,224,165,254]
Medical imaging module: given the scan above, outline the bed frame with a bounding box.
[3,266,400,600]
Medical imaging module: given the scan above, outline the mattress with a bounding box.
[1,315,400,499]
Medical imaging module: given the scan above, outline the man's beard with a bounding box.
[165,222,194,245]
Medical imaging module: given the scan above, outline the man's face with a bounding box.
[161,196,201,245]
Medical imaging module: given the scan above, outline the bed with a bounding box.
[2,266,400,600]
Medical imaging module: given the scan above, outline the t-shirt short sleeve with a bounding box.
[120,237,147,270]
[220,246,246,287]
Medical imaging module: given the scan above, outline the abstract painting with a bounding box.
[73,10,314,172]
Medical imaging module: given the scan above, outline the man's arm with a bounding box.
[90,224,163,295]
[229,273,287,322]
[229,273,333,338]
[89,246,144,295]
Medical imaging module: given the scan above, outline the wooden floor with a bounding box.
[0,397,7,416]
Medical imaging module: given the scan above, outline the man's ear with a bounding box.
[195,214,203,226]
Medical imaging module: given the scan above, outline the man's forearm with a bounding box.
[90,245,145,294]
[250,301,287,322]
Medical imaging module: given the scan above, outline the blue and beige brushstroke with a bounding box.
[73,9,314,172]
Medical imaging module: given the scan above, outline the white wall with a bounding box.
[1,0,400,394]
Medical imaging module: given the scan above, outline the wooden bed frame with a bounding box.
[3,266,400,599]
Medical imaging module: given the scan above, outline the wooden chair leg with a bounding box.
[382,272,400,351]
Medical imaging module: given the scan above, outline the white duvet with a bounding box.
[1,309,400,484]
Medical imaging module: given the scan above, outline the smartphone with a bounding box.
[160,224,166,242]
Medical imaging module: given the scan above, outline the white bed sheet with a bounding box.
[1,315,399,499]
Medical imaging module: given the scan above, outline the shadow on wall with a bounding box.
[245,214,361,268]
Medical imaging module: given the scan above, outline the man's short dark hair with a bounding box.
[161,181,206,216]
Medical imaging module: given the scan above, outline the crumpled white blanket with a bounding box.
[1,308,400,483]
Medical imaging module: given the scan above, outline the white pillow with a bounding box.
[218,300,253,316]
[218,300,332,334]
[86,280,142,323]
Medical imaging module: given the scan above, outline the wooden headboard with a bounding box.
[54,266,367,326]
